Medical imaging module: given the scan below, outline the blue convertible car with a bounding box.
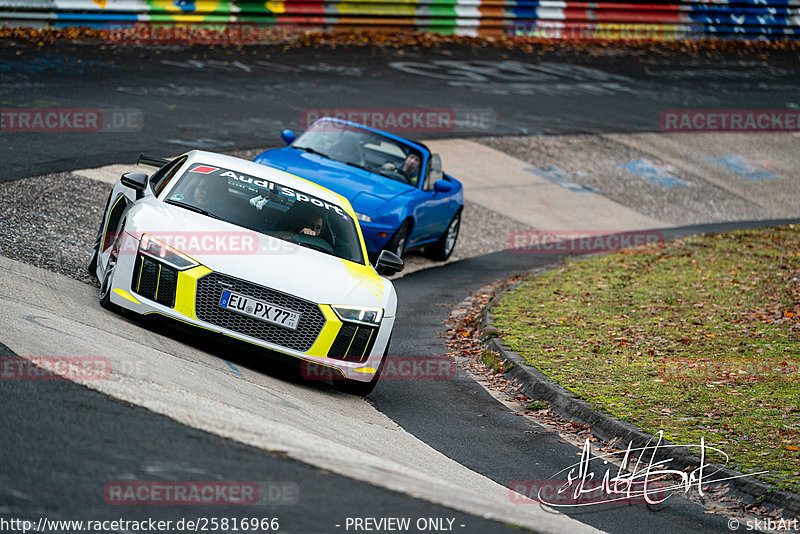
[253,118,463,261]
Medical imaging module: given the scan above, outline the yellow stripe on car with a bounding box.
[154,264,162,301]
[359,328,374,361]
[113,289,141,305]
[342,260,385,299]
[332,191,371,264]
[174,265,212,319]
[135,256,144,292]
[306,305,342,358]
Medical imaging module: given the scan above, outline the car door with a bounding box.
[410,154,453,245]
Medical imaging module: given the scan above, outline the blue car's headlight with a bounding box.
[332,305,383,327]
[355,212,373,223]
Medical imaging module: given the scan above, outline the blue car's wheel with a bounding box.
[386,220,411,259]
[425,210,460,261]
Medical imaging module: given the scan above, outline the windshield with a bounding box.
[293,121,423,187]
[164,163,365,264]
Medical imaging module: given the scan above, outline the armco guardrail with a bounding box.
[0,1,798,41]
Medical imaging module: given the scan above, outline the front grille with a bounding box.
[195,272,325,352]
[328,323,378,363]
[132,254,177,308]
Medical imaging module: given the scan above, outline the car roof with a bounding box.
[311,117,432,156]
[181,150,350,209]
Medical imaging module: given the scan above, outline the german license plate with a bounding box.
[219,290,301,330]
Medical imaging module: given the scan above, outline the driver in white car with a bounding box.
[298,214,325,237]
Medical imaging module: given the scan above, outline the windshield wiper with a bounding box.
[293,145,331,160]
[164,199,221,219]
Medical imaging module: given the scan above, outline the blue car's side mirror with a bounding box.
[433,179,452,194]
[281,129,296,145]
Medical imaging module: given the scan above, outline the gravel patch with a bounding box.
[453,200,533,257]
[0,172,107,286]
[395,200,534,277]
[481,134,782,225]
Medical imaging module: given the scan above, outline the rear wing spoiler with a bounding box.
[137,153,170,168]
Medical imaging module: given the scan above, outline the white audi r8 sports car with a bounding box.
[89,150,404,395]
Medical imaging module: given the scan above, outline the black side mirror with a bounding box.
[375,250,404,276]
[121,172,148,199]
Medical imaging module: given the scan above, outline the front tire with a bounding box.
[87,243,100,279]
[385,221,411,259]
[425,210,461,261]
[336,337,390,397]
[98,254,117,310]
[89,192,113,279]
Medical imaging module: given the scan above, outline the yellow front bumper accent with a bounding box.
[174,265,212,319]
[113,289,141,305]
[306,305,343,358]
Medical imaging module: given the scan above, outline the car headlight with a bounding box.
[332,305,383,327]
[355,212,372,223]
[139,234,199,270]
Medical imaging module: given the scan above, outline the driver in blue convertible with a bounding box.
[381,152,421,184]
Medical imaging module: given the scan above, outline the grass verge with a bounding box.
[492,225,800,492]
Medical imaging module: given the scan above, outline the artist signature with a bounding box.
[537,431,767,507]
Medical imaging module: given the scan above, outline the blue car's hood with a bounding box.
[254,148,414,205]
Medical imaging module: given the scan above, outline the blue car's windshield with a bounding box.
[293,121,423,187]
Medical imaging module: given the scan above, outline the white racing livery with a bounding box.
[89,150,404,395]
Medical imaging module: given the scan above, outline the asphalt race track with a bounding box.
[1,42,798,182]
[1,39,799,534]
